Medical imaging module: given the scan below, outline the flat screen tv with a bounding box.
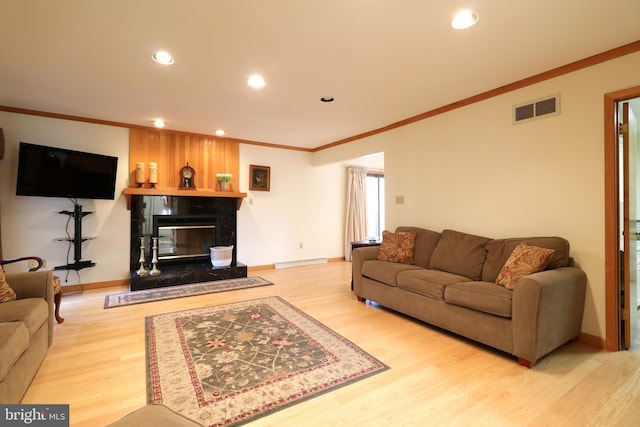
[16,142,119,200]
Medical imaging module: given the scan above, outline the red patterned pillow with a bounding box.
[495,243,554,290]
[377,230,417,264]
[0,267,16,303]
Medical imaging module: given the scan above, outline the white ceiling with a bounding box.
[1,1,639,150]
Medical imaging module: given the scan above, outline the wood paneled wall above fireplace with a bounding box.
[129,128,240,192]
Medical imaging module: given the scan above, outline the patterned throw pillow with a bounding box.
[495,243,555,290]
[377,230,417,264]
[0,267,17,303]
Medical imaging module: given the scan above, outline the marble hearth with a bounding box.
[129,194,247,291]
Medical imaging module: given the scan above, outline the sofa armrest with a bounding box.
[352,246,380,296]
[5,270,55,346]
[5,270,53,301]
[512,266,587,366]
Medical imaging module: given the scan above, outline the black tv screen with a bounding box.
[16,142,118,200]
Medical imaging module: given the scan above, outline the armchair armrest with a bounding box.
[512,266,587,366]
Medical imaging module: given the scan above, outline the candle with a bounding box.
[149,162,158,184]
[135,162,145,186]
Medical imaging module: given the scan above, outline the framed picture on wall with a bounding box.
[249,165,270,191]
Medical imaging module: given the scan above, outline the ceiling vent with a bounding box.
[513,94,560,124]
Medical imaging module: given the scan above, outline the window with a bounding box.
[366,172,385,239]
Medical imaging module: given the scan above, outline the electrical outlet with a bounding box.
[299,243,303,249]
[395,195,405,204]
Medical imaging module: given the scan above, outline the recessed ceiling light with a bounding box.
[215,129,225,136]
[153,119,165,128]
[451,10,478,29]
[247,74,266,88]
[320,97,335,103]
[152,51,174,65]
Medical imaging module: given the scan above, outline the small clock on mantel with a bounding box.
[179,163,196,189]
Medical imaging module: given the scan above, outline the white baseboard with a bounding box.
[274,258,328,269]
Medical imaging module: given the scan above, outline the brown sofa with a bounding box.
[0,269,54,402]
[106,404,204,427]
[352,227,587,367]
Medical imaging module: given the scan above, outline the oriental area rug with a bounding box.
[104,277,273,308]
[145,296,389,426]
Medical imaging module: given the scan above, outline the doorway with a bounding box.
[628,98,640,352]
[605,86,640,352]
[366,172,385,240]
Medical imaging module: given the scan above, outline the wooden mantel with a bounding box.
[125,128,245,209]
[122,187,247,210]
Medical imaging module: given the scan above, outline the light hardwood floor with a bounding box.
[23,262,640,426]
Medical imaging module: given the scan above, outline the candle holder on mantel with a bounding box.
[149,162,158,189]
[149,237,161,276]
[136,236,148,276]
[135,162,145,188]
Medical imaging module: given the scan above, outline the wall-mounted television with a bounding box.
[16,142,118,200]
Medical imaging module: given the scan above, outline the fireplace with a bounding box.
[153,215,219,262]
[129,195,246,290]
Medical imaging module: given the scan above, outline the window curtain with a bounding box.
[344,166,368,261]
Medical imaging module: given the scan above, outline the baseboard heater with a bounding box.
[275,258,328,269]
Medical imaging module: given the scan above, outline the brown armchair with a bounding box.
[1,256,64,323]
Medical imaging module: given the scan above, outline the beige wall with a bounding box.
[0,113,131,285]
[318,51,640,338]
[237,144,346,266]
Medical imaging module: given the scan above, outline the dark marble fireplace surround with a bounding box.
[129,195,247,291]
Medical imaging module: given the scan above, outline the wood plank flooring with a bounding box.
[22,262,640,426]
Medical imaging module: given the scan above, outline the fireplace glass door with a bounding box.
[154,215,217,261]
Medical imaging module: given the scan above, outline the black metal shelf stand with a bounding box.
[54,204,96,271]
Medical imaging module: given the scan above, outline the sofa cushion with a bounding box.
[362,260,423,286]
[397,269,471,300]
[495,243,555,289]
[428,230,491,280]
[0,267,16,303]
[482,236,570,283]
[396,226,442,268]
[444,282,513,318]
[0,298,49,339]
[377,230,417,264]
[0,322,29,381]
